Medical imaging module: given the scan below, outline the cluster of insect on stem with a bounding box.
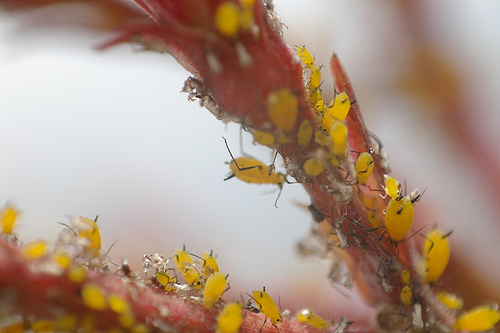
[217,38,500,331]
[1,0,499,331]
[0,203,355,333]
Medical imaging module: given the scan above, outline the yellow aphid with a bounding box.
[304,158,324,176]
[53,253,72,268]
[297,45,314,69]
[68,266,87,283]
[296,309,330,329]
[330,121,349,160]
[174,246,194,272]
[182,265,204,292]
[31,320,55,332]
[385,197,414,243]
[454,305,500,332]
[252,130,276,147]
[81,315,95,333]
[227,157,286,187]
[437,291,463,310]
[0,322,25,333]
[400,285,413,306]
[383,175,401,199]
[298,119,313,150]
[55,315,78,331]
[1,205,18,234]
[400,269,411,285]
[156,271,176,291]
[214,2,240,38]
[239,0,255,31]
[267,89,298,133]
[355,152,374,185]
[423,228,451,284]
[276,132,292,144]
[22,240,47,259]
[366,209,383,228]
[108,293,130,313]
[252,287,282,325]
[223,137,287,207]
[309,88,323,111]
[203,272,227,309]
[326,92,351,122]
[131,324,148,333]
[201,251,219,277]
[309,65,321,89]
[81,283,107,311]
[315,130,331,147]
[321,112,334,135]
[118,312,135,329]
[77,216,101,256]
[217,302,243,333]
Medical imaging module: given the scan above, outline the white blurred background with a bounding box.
[1,0,500,322]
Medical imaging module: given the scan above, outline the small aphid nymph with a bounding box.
[296,309,330,329]
[355,151,374,185]
[201,250,219,277]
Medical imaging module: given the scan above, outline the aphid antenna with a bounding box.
[367,131,385,150]
[400,222,434,243]
[224,276,231,293]
[410,186,428,204]
[57,222,78,237]
[238,125,256,158]
[414,226,453,254]
[105,238,120,256]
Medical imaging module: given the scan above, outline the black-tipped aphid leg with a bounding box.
[267,151,279,176]
[368,130,392,174]
[223,136,264,175]
[344,215,382,236]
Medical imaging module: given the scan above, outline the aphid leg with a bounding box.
[274,186,284,208]
[344,215,381,233]
[105,238,119,257]
[267,151,279,176]
[417,227,453,254]
[259,317,268,333]
[223,136,263,173]
[308,204,325,223]
[404,223,431,244]
[238,124,256,158]
[223,173,236,181]
[224,277,231,293]
[57,222,78,236]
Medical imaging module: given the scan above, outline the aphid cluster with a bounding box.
[218,43,500,332]
[142,247,228,306]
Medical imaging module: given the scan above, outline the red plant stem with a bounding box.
[0,237,334,333]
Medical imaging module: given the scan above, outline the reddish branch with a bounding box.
[0,237,340,333]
